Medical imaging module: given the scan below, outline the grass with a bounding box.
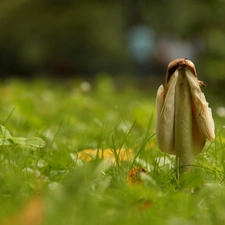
[0,75,225,225]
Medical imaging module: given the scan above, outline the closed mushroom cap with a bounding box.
[156,58,215,156]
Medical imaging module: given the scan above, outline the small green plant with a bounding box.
[0,124,45,149]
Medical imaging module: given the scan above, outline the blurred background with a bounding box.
[0,0,225,81]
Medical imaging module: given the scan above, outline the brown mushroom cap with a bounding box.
[166,58,197,84]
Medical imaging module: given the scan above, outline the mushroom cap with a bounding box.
[166,58,197,84]
[156,58,215,155]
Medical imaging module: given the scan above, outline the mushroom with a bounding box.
[156,58,215,174]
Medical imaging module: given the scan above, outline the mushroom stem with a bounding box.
[174,69,194,173]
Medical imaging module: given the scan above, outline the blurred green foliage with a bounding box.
[0,77,225,224]
[0,0,225,78]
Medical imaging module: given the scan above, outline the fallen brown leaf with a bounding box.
[127,167,147,185]
[127,167,152,211]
